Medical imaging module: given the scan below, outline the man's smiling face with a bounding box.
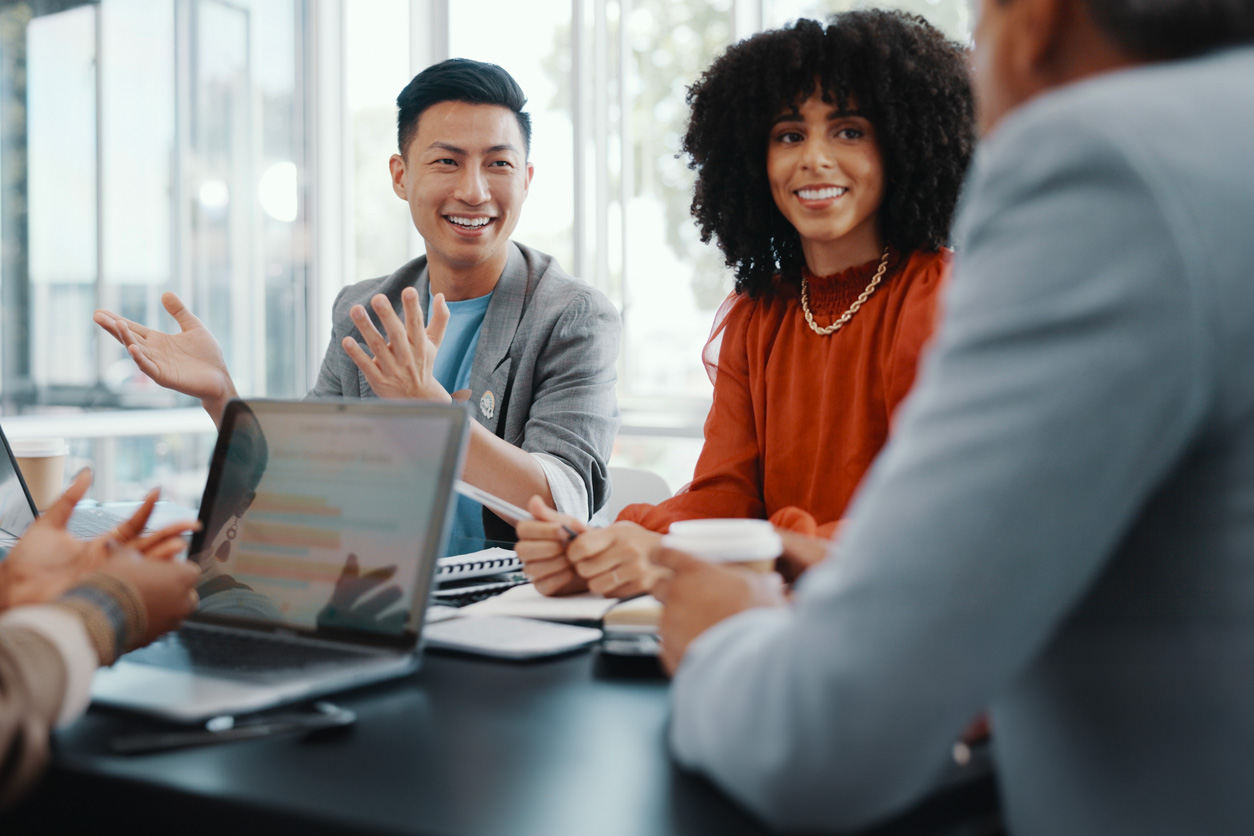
[390,100,533,278]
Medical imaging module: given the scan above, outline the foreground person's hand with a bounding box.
[110,486,201,562]
[651,546,787,675]
[775,528,836,584]
[0,470,198,611]
[96,553,202,647]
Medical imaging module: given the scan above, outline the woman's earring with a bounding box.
[226,523,238,541]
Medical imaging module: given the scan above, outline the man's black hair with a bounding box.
[1082,0,1254,59]
[396,58,532,157]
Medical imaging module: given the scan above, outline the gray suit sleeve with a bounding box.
[668,109,1207,829]
[518,289,621,517]
[307,286,352,399]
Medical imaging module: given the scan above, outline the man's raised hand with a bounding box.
[342,288,452,402]
[94,292,237,420]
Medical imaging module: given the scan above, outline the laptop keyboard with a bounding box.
[125,627,378,676]
[67,507,148,539]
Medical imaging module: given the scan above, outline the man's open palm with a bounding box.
[94,292,235,407]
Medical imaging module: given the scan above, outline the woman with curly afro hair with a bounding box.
[516,10,975,597]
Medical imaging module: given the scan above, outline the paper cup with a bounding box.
[661,519,782,573]
[10,437,69,512]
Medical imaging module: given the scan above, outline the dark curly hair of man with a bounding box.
[682,11,975,296]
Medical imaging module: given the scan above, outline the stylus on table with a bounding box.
[454,480,581,541]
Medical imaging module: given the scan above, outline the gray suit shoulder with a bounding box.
[512,242,618,318]
[995,45,1254,153]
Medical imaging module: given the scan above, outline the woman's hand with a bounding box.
[514,498,590,596]
[96,553,201,647]
[0,471,199,611]
[515,500,670,598]
[110,486,201,562]
[566,521,667,599]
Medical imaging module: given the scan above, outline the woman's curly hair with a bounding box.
[682,11,976,296]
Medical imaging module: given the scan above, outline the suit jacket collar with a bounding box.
[475,242,529,373]
[413,241,527,375]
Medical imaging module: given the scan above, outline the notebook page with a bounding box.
[459,583,620,623]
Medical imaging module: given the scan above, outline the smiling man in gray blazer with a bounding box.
[96,60,620,547]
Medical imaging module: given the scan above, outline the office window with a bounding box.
[0,0,310,502]
[0,0,974,501]
[450,0,576,272]
[442,1,735,488]
[346,0,411,284]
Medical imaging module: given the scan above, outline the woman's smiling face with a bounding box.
[766,90,885,274]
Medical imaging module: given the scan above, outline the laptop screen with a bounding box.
[188,400,468,643]
[0,426,38,542]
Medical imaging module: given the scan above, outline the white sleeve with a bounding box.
[532,452,590,523]
[0,605,99,727]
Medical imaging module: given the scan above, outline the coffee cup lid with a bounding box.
[9,437,69,457]
[662,519,782,562]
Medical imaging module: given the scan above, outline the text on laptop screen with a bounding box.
[192,405,456,635]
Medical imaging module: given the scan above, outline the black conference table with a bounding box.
[9,647,999,835]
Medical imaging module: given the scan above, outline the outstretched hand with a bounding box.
[342,287,452,401]
[94,292,237,420]
[97,553,201,649]
[0,470,199,611]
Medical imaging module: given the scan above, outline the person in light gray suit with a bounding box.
[650,1,1254,834]
[96,59,620,547]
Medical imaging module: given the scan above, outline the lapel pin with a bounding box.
[479,390,495,420]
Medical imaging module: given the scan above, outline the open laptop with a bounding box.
[90,398,469,722]
[0,421,152,544]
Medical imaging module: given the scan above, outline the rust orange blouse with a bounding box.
[619,248,949,538]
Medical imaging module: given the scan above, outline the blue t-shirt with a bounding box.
[430,292,492,553]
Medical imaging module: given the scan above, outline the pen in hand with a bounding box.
[454,481,582,541]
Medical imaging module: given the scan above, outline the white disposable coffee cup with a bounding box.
[661,519,782,573]
[10,437,70,512]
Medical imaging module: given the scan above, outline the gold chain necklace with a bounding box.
[799,246,891,336]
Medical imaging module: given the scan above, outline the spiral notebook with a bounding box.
[436,547,522,582]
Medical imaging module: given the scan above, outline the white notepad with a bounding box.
[459,583,621,623]
[423,615,601,659]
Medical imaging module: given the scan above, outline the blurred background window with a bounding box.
[0,0,970,504]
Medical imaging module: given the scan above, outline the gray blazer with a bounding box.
[669,46,1254,836]
[309,242,621,532]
